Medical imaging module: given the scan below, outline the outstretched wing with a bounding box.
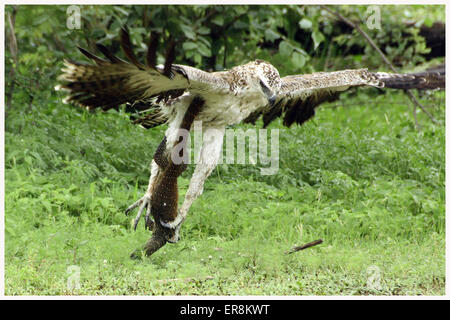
[57,27,229,113]
[259,67,444,128]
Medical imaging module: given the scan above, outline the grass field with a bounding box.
[4,87,445,295]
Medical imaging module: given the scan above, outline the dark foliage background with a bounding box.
[5,5,445,108]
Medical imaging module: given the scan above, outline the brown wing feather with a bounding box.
[76,47,108,65]
[95,43,126,64]
[58,27,229,117]
[132,109,169,129]
[259,69,380,127]
[146,32,159,69]
[270,91,341,128]
[120,26,146,70]
[58,28,188,111]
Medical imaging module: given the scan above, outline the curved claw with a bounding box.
[125,193,155,231]
[144,203,154,230]
[159,212,185,243]
[160,213,184,230]
[125,198,141,216]
[133,200,147,230]
[164,222,182,243]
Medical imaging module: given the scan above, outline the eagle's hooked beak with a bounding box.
[260,79,277,106]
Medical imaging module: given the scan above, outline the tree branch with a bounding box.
[286,239,323,254]
[6,5,19,114]
[320,5,439,127]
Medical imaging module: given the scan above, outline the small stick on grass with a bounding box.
[286,239,323,254]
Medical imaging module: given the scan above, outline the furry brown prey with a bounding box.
[58,27,445,258]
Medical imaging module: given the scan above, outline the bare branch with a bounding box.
[320,5,439,127]
[6,5,19,113]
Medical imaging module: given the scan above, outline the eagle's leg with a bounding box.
[161,126,225,243]
[125,159,160,230]
[131,96,206,258]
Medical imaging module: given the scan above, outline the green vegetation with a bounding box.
[4,5,445,295]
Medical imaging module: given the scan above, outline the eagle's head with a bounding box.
[245,60,281,106]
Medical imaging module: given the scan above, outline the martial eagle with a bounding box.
[57,27,445,258]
